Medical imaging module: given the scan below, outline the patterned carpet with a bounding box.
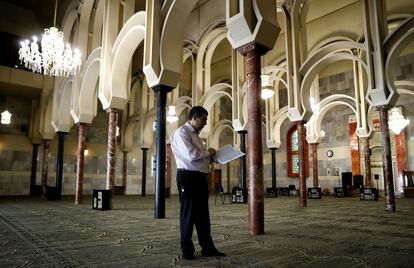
[0,195,413,267]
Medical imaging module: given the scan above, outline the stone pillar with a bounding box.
[55,132,66,200]
[363,138,372,187]
[30,143,39,196]
[141,148,148,196]
[210,162,216,194]
[106,109,117,209]
[378,106,396,212]
[122,151,128,194]
[312,143,319,188]
[297,121,307,208]
[239,44,267,235]
[238,130,247,193]
[75,123,88,204]
[41,140,50,198]
[153,85,172,219]
[227,163,231,193]
[270,148,277,189]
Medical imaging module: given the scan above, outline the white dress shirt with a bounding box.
[171,122,211,173]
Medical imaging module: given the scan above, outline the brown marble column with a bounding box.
[227,163,231,193]
[378,106,396,212]
[239,43,267,235]
[210,162,216,195]
[312,143,318,188]
[363,138,372,187]
[75,123,88,204]
[106,109,117,209]
[30,143,39,196]
[297,121,307,208]
[41,140,50,198]
[122,151,128,195]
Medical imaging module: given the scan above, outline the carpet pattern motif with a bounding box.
[0,195,413,267]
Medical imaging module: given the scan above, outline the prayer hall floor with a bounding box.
[0,195,413,267]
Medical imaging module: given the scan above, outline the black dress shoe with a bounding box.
[201,250,226,257]
[182,254,195,260]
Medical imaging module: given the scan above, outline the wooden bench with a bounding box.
[402,171,414,198]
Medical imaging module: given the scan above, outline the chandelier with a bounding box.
[261,74,274,100]
[388,107,409,135]
[18,0,81,77]
[166,106,179,123]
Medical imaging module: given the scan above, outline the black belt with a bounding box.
[177,168,206,175]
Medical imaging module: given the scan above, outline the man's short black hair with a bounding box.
[188,106,208,120]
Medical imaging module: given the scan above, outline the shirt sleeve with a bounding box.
[177,128,210,162]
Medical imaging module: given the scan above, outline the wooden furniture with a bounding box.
[402,171,414,198]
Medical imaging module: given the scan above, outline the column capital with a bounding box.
[237,42,269,56]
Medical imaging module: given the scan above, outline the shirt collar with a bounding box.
[185,121,199,134]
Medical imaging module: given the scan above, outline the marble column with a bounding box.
[41,140,50,198]
[55,132,66,200]
[363,138,372,187]
[239,44,267,235]
[106,109,117,209]
[227,163,231,193]
[141,148,148,196]
[122,151,128,195]
[210,162,216,194]
[270,148,277,189]
[238,130,247,193]
[312,143,319,188]
[30,143,39,196]
[378,106,396,212]
[297,121,307,208]
[75,123,87,204]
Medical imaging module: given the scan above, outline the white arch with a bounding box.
[92,0,104,50]
[385,16,414,100]
[300,52,369,122]
[123,117,139,152]
[108,11,146,110]
[53,79,75,132]
[71,47,101,124]
[307,101,357,144]
[268,106,289,148]
[210,120,234,149]
[141,108,157,148]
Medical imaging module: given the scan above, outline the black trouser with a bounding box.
[177,169,216,256]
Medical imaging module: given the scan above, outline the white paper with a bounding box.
[214,145,245,165]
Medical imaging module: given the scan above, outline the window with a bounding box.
[287,125,309,177]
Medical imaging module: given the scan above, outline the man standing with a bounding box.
[171,106,226,260]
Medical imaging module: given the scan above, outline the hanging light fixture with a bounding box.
[1,72,13,125]
[261,74,274,100]
[166,106,179,123]
[1,109,11,124]
[18,0,81,77]
[388,107,409,135]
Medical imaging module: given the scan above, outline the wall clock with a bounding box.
[326,150,334,158]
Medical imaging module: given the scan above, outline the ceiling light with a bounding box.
[1,110,11,124]
[388,107,409,135]
[166,106,179,123]
[18,0,81,77]
[261,74,274,100]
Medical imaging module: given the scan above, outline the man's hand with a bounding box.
[208,148,216,162]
